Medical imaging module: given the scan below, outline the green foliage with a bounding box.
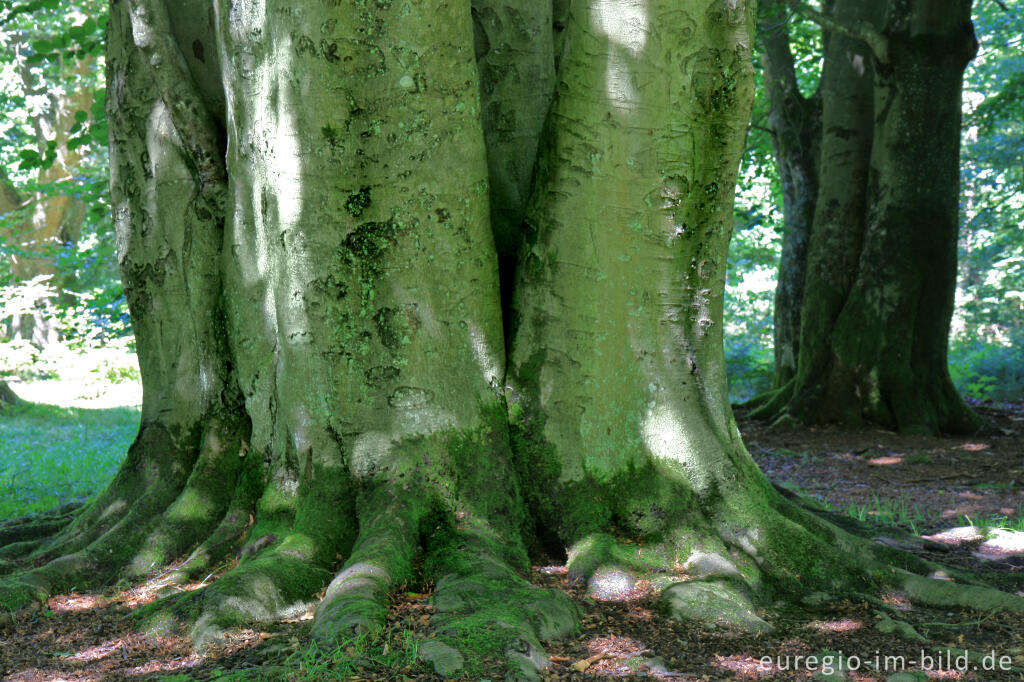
[724,334,774,403]
[948,340,1024,403]
[1,0,124,344]
[0,401,138,520]
[726,193,779,402]
[726,28,784,403]
[954,6,1024,381]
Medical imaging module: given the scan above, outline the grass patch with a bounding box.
[0,400,138,520]
[281,629,425,681]
[843,495,927,535]
[957,509,1024,533]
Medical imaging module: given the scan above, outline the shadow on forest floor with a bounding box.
[745,402,1024,539]
[1,403,1023,681]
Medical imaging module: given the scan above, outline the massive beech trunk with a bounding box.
[752,0,981,435]
[1,0,1019,675]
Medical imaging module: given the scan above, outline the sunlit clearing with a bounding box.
[809,619,863,633]
[4,339,141,409]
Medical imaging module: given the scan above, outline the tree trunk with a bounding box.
[823,0,981,434]
[1,0,1017,675]
[757,0,821,391]
[0,380,18,408]
[752,0,981,435]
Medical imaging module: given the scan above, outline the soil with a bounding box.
[2,402,1022,681]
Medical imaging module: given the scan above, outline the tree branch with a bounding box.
[126,0,226,200]
[789,0,890,63]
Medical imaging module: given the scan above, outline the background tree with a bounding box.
[1,0,1020,676]
[755,0,821,390]
[0,1,114,348]
[748,0,982,435]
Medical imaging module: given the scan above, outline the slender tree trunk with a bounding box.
[757,0,821,391]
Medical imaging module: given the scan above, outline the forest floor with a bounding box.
[1,403,1023,681]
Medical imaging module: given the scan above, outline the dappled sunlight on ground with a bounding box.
[881,591,914,611]
[5,407,1024,679]
[924,526,988,545]
[122,652,203,676]
[868,455,904,466]
[742,403,1024,539]
[69,637,131,662]
[809,618,864,633]
[49,593,106,614]
[713,653,775,678]
[0,561,274,682]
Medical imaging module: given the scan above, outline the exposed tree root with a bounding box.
[745,373,987,436]
[743,381,794,417]
[4,430,1023,679]
[422,522,577,678]
[0,503,80,561]
[312,489,423,638]
[4,474,1024,678]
